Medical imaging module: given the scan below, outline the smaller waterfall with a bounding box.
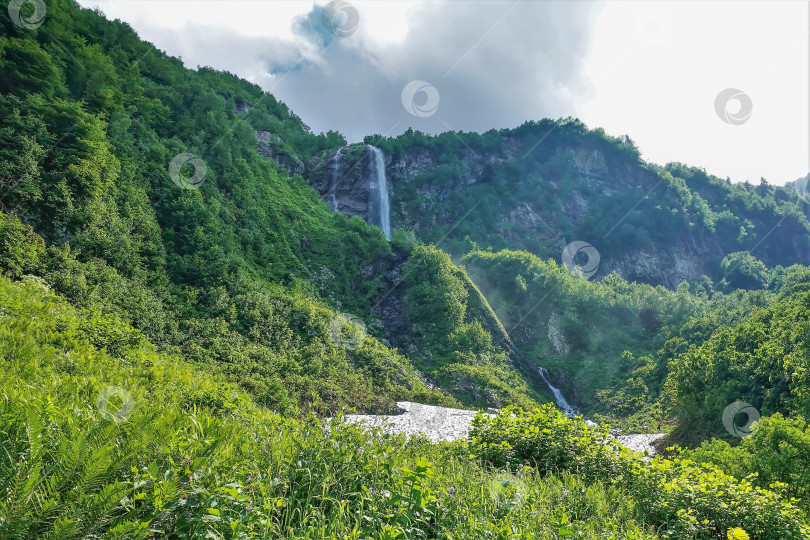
[538,367,579,417]
[329,147,343,213]
[366,145,391,240]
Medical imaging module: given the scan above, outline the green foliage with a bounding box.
[0,0,516,413]
[370,120,808,273]
[720,252,769,290]
[461,248,699,424]
[1,1,810,535]
[0,208,452,413]
[0,38,63,98]
[460,247,810,439]
[402,245,540,409]
[0,213,44,277]
[666,289,810,438]
[470,405,632,482]
[470,405,810,539]
[0,276,660,539]
[674,413,810,510]
[404,245,469,339]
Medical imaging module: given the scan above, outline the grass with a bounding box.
[0,275,658,539]
[2,275,806,539]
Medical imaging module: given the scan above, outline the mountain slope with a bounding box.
[0,0,539,412]
[2,274,807,538]
[2,1,810,536]
[308,123,809,288]
[0,275,663,538]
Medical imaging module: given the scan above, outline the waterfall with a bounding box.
[366,145,391,240]
[329,147,343,213]
[538,367,579,417]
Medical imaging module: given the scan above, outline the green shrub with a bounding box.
[0,212,44,278]
[469,405,810,539]
[0,275,659,539]
[675,413,810,510]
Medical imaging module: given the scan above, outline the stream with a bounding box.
[538,367,579,417]
[537,367,664,457]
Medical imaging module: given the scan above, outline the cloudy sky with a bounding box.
[77,0,808,186]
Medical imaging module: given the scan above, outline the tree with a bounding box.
[0,39,64,98]
[720,252,769,290]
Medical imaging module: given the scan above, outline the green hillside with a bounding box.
[0,0,533,413]
[367,124,809,275]
[1,276,807,538]
[1,0,809,538]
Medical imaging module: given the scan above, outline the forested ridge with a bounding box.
[1,1,809,538]
[367,122,809,275]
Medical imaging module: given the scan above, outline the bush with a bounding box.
[675,413,810,510]
[0,212,44,278]
[469,405,810,539]
[0,275,658,539]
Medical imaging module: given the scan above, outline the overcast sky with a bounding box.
[77,0,809,186]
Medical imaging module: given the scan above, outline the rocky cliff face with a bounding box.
[384,143,728,289]
[309,144,376,220]
[234,101,306,177]
[255,131,305,177]
[307,136,805,290]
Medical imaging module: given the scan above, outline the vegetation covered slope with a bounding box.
[1,0,810,537]
[0,0,537,412]
[0,276,650,538]
[666,284,810,438]
[2,275,807,538]
[462,247,810,428]
[366,123,809,283]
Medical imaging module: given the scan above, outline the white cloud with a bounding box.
[581,1,809,186]
[77,0,808,185]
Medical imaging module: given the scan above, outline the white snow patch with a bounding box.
[343,402,665,456]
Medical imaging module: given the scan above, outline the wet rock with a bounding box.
[309,145,373,220]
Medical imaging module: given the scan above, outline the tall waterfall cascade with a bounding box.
[329,147,342,213]
[538,367,579,417]
[366,145,391,240]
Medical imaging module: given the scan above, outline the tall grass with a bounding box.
[0,276,656,538]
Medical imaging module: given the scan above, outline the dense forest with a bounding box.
[0,1,808,538]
